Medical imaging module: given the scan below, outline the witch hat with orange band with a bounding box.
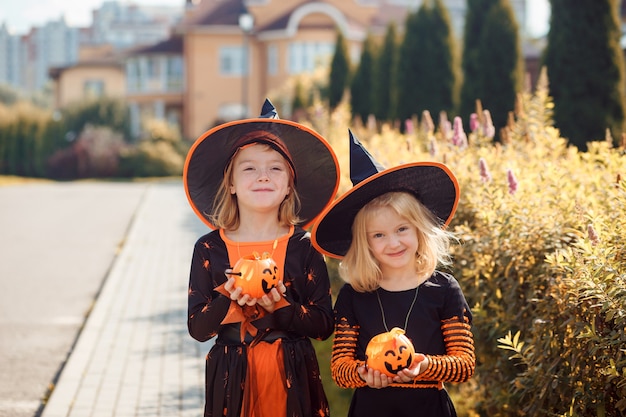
[183,99,340,230]
[312,130,459,259]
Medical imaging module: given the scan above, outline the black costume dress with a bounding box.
[187,226,332,417]
[331,271,475,417]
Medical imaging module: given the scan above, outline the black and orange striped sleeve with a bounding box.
[416,313,475,383]
[330,317,367,389]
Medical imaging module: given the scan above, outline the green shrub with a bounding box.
[117,118,186,177]
[46,125,127,179]
[118,139,184,177]
[0,102,50,177]
[61,97,131,140]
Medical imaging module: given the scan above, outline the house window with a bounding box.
[218,103,245,121]
[220,46,246,76]
[84,79,104,98]
[267,44,278,75]
[287,41,333,74]
[166,56,184,91]
[140,56,164,92]
[147,56,161,79]
[126,59,140,92]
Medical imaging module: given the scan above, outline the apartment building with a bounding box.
[0,1,182,95]
[0,18,79,93]
[0,23,22,89]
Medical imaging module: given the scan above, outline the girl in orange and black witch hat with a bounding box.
[184,99,339,417]
[312,131,475,417]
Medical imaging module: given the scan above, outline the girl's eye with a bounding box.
[372,232,384,239]
[398,226,409,233]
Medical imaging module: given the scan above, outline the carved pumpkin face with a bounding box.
[365,327,415,377]
[231,251,281,299]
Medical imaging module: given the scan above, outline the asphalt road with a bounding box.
[0,181,150,417]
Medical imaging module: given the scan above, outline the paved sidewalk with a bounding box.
[41,181,213,417]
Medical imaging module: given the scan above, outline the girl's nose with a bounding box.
[388,235,401,247]
[257,168,270,181]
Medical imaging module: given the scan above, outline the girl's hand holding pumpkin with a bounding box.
[256,281,287,312]
[357,364,394,389]
[393,353,428,383]
[224,275,256,306]
[224,272,287,311]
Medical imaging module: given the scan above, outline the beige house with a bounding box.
[49,44,125,109]
[177,0,412,138]
[124,36,185,138]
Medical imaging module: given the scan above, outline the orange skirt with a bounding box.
[242,339,287,417]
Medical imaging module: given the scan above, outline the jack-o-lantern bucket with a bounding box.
[231,251,281,299]
[365,327,416,377]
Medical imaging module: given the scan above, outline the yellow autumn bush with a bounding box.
[301,70,625,416]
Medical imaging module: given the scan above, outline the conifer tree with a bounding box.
[478,0,523,131]
[291,78,307,117]
[396,10,421,124]
[396,1,458,125]
[373,22,399,122]
[328,30,351,110]
[545,0,626,149]
[460,0,498,122]
[423,0,458,117]
[350,34,377,125]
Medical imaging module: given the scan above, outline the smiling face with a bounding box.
[382,337,414,374]
[365,206,419,277]
[229,144,292,217]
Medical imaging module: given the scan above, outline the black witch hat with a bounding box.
[311,130,459,258]
[183,99,340,229]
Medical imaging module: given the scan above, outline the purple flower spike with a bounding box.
[478,157,492,183]
[587,224,600,246]
[452,117,468,148]
[507,169,518,195]
[422,110,434,134]
[405,119,414,135]
[441,120,451,140]
[482,110,495,139]
[470,113,479,132]
[439,112,451,140]
[429,138,437,157]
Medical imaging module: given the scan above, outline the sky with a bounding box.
[0,0,184,34]
[0,0,551,37]
[525,0,551,37]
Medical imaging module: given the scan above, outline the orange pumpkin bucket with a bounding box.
[365,327,416,377]
[231,251,281,299]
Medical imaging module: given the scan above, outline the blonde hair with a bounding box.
[339,191,455,292]
[209,143,301,230]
